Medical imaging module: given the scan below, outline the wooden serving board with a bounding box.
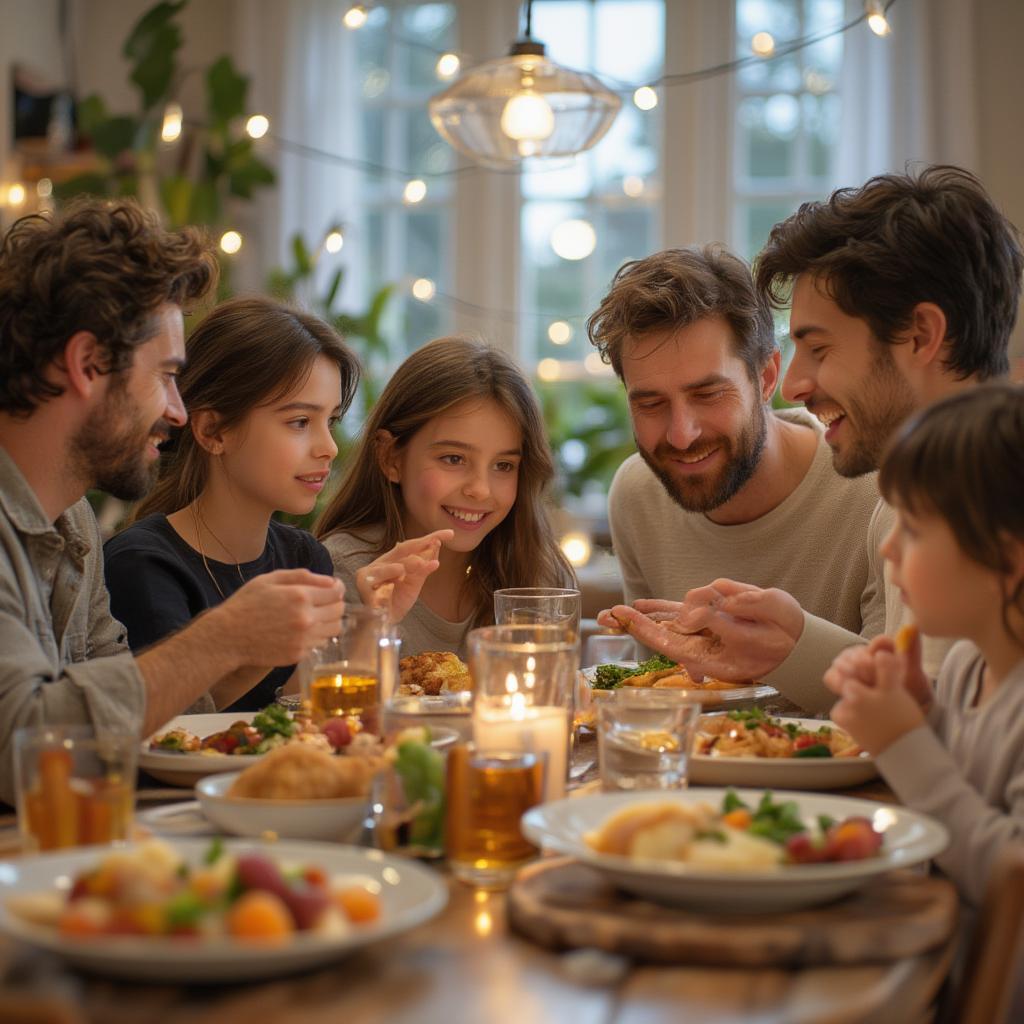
[507,857,958,968]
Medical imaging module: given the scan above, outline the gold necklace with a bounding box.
[189,503,246,601]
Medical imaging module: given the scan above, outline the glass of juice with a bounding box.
[305,606,388,734]
[14,725,137,852]
[444,744,546,890]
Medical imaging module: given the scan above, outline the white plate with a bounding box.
[689,718,878,790]
[521,788,948,913]
[140,714,459,788]
[195,772,369,842]
[582,665,778,710]
[137,801,216,837]
[0,838,447,982]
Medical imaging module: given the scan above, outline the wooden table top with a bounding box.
[0,778,956,1024]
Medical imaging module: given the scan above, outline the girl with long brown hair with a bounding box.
[104,295,440,712]
[316,336,575,657]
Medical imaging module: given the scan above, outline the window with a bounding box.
[732,0,844,260]
[519,0,664,372]
[355,3,457,355]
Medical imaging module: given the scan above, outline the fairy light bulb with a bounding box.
[161,102,183,142]
[324,231,344,254]
[633,86,658,111]
[751,32,775,57]
[865,1,891,35]
[219,231,242,254]
[436,53,460,80]
[343,5,368,30]
[245,114,269,139]
[411,277,436,301]
[403,179,427,204]
[6,183,26,206]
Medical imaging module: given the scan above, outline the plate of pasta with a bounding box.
[689,710,878,789]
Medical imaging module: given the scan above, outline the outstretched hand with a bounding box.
[355,529,453,622]
[597,578,804,680]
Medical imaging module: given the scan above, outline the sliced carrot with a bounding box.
[722,808,752,829]
[226,890,294,942]
[334,886,381,924]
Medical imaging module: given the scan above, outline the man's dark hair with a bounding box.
[755,164,1023,381]
[0,197,218,415]
[586,245,776,381]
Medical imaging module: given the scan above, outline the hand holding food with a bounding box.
[605,580,805,682]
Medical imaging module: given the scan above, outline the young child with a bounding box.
[104,296,442,713]
[824,383,1024,908]
[316,336,575,658]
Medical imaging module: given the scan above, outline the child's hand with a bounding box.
[356,530,453,622]
[824,629,933,709]
[828,648,926,756]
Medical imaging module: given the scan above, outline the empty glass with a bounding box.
[597,690,702,792]
[493,588,582,637]
[583,632,638,668]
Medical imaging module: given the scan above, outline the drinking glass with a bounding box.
[584,632,638,668]
[14,725,137,852]
[493,588,582,637]
[468,624,578,801]
[305,606,388,734]
[597,690,702,792]
[444,744,546,889]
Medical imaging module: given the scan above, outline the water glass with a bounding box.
[305,605,388,733]
[597,690,702,792]
[444,744,546,889]
[584,632,638,668]
[14,725,137,852]
[493,588,582,637]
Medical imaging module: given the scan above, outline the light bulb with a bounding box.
[551,219,596,261]
[245,114,269,139]
[560,531,592,568]
[403,179,427,204]
[536,358,561,382]
[412,277,436,301]
[584,352,608,375]
[324,231,344,254]
[343,5,368,29]
[500,91,555,142]
[6,183,26,206]
[436,53,460,79]
[751,32,775,57]
[36,178,53,198]
[161,102,183,143]
[219,231,242,254]
[622,175,645,198]
[547,320,572,345]
[865,0,891,35]
[633,86,658,111]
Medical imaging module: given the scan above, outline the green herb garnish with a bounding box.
[793,743,832,758]
[252,703,295,739]
[591,653,678,690]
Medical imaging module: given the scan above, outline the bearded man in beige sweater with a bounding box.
[600,166,1023,712]
[588,245,884,713]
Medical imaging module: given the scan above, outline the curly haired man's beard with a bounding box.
[69,376,166,501]
[638,401,768,513]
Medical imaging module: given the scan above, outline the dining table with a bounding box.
[0,769,958,1024]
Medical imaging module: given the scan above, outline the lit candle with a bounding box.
[474,697,569,802]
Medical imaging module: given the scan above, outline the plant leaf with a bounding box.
[90,116,139,160]
[206,56,248,126]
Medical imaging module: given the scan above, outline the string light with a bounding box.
[161,102,183,143]
[551,219,596,261]
[865,1,892,36]
[219,230,242,254]
[536,358,561,382]
[343,4,368,30]
[436,53,460,80]
[584,352,610,375]
[751,32,776,57]
[245,114,270,139]
[547,320,572,345]
[411,277,436,301]
[559,531,592,567]
[632,86,658,111]
[622,175,645,198]
[5,183,26,206]
[324,230,344,253]
[403,179,427,204]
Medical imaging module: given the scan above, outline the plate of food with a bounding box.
[580,655,778,717]
[141,705,457,787]
[0,837,447,982]
[397,651,472,697]
[689,709,878,789]
[521,788,947,913]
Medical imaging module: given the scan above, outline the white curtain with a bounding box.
[233,0,362,303]
[837,0,979,184]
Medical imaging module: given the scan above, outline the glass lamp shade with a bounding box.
[429,51,622,169]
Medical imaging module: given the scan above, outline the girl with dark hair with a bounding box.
[824,383,1024,908]
[316,336,575,658]
[103,295,439,713]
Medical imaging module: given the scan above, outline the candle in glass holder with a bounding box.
[474,693,568,802]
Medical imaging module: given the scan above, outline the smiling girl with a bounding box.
[102,296,362,713]
[824,383,1024,908]
[316,336,574,657]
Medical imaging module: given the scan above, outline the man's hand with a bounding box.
[355,530,452,622]
[599,579,805,680]
[214,569,345,667]
[828,648,926,756]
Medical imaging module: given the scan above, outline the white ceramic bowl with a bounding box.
[195,771,369,841]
